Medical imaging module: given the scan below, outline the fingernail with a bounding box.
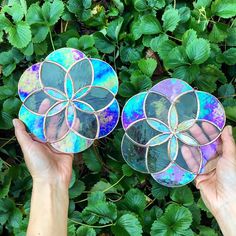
[12,119,18,127]
[228,125,233,136]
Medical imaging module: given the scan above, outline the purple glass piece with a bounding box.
[150,78,193,102]
[196,91,225,129]
[122,92,147,130]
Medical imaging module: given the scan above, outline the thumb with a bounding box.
[221,126,236,160]
[13,119,33,150]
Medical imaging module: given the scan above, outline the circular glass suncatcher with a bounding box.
[121,78,225,187]
[18,48,119,153]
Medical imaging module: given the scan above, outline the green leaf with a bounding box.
[211,0,236,18]
[182,29,197,47]
[69,180,85,199]
[151,180,169,200]
[3,4,24,22]
[226,27,236,46]
[111,214,143,236]
[42,0,64,26]
[130,71,152,91]
[170,186,194,206]
[222,48,236,65]
[76,226,96,236]
[165,46,188,69]
[133,0,148,11]
[93,32,115,54]
[107,17,124,41]
[26,3,44,25]
[150,34,168,52]
[151,204,192,236]
[83,147,102,173]
[172,65,200,83]
[3,97,21,115]
[209,22,228,43]
[138,58,157,77]
[178,7,191,23]
[0,176,11,198]
[162,8,180,32]
[118,82,136,97]
[225,106,236,122]
[155,39,176,60]
[31,25,49,43]
[122,164,134,177]
[123,188,146,214]
[218,84,235,97]
[194,0,212,8]
[186,38,210,64]
[0,14,12,30]
[140,15,162,35]
[7,21,32,49]
[198,226,218,236]
[120,46,142,63]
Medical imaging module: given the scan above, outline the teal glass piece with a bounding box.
[65,76,73,99]
[44,88,67,100]
[18,48,119,153]
[121,78,226,187]
[168,135,178,161]
[148,134,170,146]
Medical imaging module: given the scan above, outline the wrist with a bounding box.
[214,203,236,236]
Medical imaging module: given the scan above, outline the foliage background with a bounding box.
[0,0,236,235]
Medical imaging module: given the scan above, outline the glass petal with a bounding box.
[187,120,221,145]
[47,102,68,116]
[46,48,86,69]
[72,107,98,139]
[175,141,202,174]
[151,163,196,187]
[18,63,42,101]
[172,91,198,124]
[177,119,195,132]
[68,58,93,92]
[24,90,57,115]
[51,131,93,153]
[96,99,119,138]
[145,92,171,125]
[146,142,171,173]
[66,104,75,128]
[44,107,69,142]
[121,92,146,130]
[176,132,199,146]
[44,88,67,101]
[19,105,46,142]
[126,119,160,145]
[196,91,225,130]
[73,101,94,112]
[168,135,178,161]
[73,87,90,100]
[169,105,178,131]
[40,61,66,93]
[79,87,114,112]
[90,58,118,95]
[121,134,148,173]
[148,134,170,146]
[147,118,170,133]
[150,78,193,102]
[65,76,74,99]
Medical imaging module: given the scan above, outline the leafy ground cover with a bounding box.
[0,0,236,235]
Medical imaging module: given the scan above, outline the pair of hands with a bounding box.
[13,118,236,233]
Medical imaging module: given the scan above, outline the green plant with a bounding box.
[0,0,235,235]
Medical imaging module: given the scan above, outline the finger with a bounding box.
[181,145,199,173]
[189,123,209,144]
[221,126,236,160]
[38,98,51,114]
[72,118,80,131]
[202,122,218,140]
[57,118,69,139]
[195,170,215,190]
[13,119,33,149]
[46,114,60,140]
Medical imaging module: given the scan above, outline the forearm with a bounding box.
[27,181,69,236]
[214,204,236,236]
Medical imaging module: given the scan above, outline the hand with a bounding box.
[13,98,75,188]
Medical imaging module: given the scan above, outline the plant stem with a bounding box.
[173,0,176,9]
[103,175,125,193]
[0,136,15,149]
[68,219,114,228]
[49,29,55,51]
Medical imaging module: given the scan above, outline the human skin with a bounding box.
[13,117,236,236]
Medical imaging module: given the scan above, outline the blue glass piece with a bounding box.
[65,76,73,99]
